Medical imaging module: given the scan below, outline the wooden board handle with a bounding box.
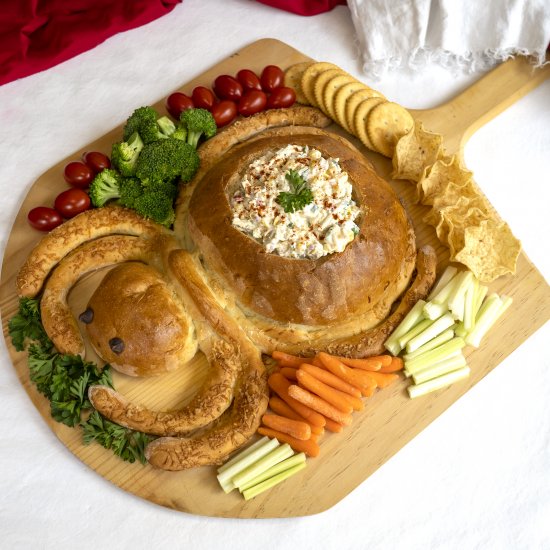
[411,54,550,156]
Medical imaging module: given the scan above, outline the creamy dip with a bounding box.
[230,144,361,260]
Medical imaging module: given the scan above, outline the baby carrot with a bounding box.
[272,351,309,368]
[379,356,404,373]
[311,356,326,368]
[269,396,325,435]
[355,370,400,389]
[262,414,311,441]
[300,363,362,398]
[268,373,326,428]
[280,367,298,381]
[317,353,377,397]
[337,355,392,371]
[323,417,344,433]
[258,427,320,457]
[296,369,361,413]
[288,385,353,426]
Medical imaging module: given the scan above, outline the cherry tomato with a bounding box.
[261,65,284,92]
[211,100,237,127]
[236,69,262,92]
[266,86,297,109]
[238,89,267,117]
[191,86,216,111]
[166,92,194,119]
[54,188,91,219]
[213,75,243,101]
[27,207,63,231]
[63,161,94,189]
[82,151,110,174]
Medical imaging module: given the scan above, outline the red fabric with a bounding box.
[0,0,181,86]
[255,0,347,16]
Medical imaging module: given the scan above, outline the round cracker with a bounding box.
[301,62,339,107]
[345,88,386,135]
[367,102,415,158]
[284,61,313,105]
[353,97,386,150]
[322,73,358,121]
[333,81,368,132]
[313,68,347,116]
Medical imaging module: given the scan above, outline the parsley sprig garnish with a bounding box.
[82,411,154,464]
[276,169,314,213]
[27,339,114,427]
[9,297,152,463]
[8,297,50,351]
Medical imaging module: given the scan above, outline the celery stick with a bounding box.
[238,453,306,492]
[423,301,448,320]
[217,437,279,493]
[232,444,294,489]
[429,271,461,304]
[217,436,270,474]
[462,279,477,332]
[448,271,474,321]
[405,312,455,353]
[404,350,462,377]
[412,353,467,384]
[397,318,433,350]
[407,366,470,398]
[404,337,465,374]
[427,265,458,301]
[473,284,488,320]
[243,462,307,501]
[403,328,455,361]
[454,322,466,338]
[466,294,512,348]
[384,299,427,355]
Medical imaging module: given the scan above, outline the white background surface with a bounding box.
[0,1,549,548]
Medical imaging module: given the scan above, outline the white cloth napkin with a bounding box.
[347,0,550,77]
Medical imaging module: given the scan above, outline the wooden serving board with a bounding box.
[1,39,549,518]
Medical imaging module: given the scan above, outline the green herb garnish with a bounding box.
[27,340,114,427]
[82,411,154,464]
[276,169,314,213]
[8,298,150,463]
[8,297,50,351]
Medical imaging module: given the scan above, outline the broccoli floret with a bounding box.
[123,106,157,141]
[123,106,175,145]
[135,138,200,185]
[146,179,179,201]
[111,132,144,177]
[119,177,144,208]
[133,192,175,228]
[179,108,217,149]
[89,169,122,207]
[157,116,176,137]
[180,144,200,182]
[171,124,187,142]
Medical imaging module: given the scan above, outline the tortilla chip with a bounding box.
[452,219,521,282]
[417,155,473,204]
[392,122,442,182]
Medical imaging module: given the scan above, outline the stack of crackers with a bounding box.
[285,61,413,158]
[284,61,521,283]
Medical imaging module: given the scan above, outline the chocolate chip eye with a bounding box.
[78,308,94,324]
[109,337,125,354]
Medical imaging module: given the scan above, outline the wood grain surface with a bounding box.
[1,39,549,518]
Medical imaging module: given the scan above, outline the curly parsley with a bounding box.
[276,169,314,213]
[8,297,51,351]
[82,411,154,464]
[9,297,151,464]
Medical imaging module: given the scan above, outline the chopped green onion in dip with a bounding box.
[230,144,361,259]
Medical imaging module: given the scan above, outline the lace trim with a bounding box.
[361,46,549,80]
